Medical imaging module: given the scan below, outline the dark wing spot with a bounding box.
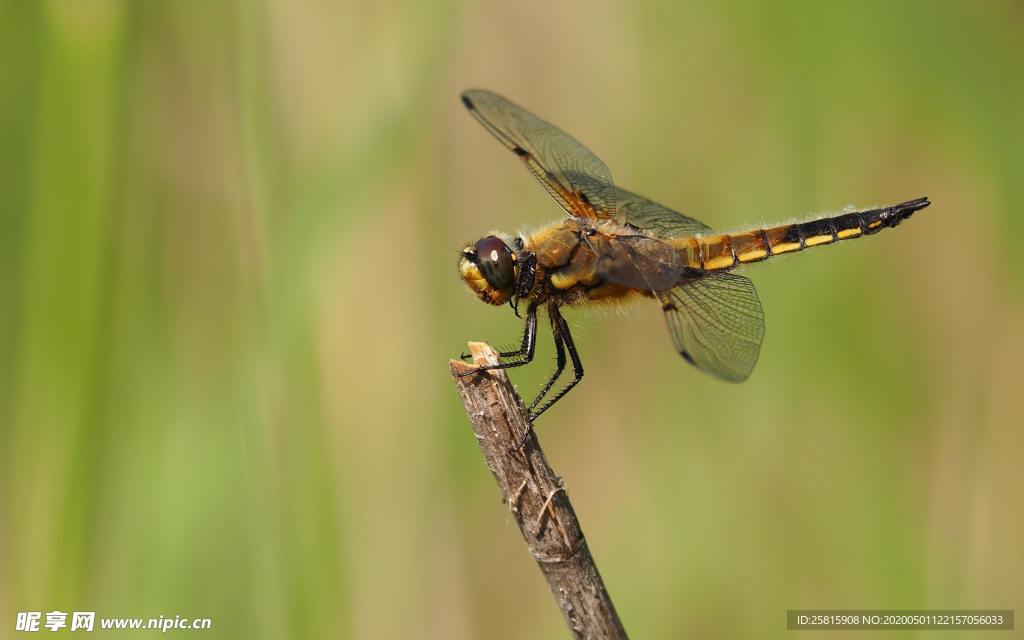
[461,94,475,110]
[680,350,696,365]
[577,191,592,206]
[661,301,677,311]
[512,145,530,158]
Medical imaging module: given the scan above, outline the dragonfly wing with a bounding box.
[612,186,713,237]
[659,272,765,382]
[461,90,616,220]
[595,233,687,292]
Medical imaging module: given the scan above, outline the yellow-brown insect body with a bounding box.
[672,202,926,272]
[521,220,651,308]
[455,88,930,415]
[488,198,930,311]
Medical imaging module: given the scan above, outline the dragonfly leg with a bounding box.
[510,317,569,452]
[527,313,567,413]
[528,305,584,422]
[458,302,538,375]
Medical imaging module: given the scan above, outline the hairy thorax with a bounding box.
[523,220,656,308]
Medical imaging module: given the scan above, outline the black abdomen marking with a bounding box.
[728,197,930,266]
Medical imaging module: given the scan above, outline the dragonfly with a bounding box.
[456,89,929,424]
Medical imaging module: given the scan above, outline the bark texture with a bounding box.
[450,342,628,640]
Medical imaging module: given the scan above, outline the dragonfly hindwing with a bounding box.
[658,272,765,382]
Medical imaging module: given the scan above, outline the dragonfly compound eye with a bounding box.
[475,236,515,291]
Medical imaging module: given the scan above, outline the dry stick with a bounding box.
[450,342,628,640]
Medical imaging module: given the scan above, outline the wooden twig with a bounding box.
[450,342,628,640]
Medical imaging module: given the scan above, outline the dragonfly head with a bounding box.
[459,234,517,305]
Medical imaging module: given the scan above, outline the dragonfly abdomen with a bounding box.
[673,198,929,272]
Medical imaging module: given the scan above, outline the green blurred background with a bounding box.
[1,1,1021,638]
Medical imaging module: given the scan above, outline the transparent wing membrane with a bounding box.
[462,90,714,241]
[461,90,616,220]
[659,272,765,382]
[611,186,713,237]
[596,234,686,292]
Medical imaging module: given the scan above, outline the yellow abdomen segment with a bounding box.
[671,199,929,272]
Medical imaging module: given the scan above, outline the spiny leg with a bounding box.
[497,304,536,359]
[529,305,584,421]
[510,306,584,451]
[458,302,538,376]
[528,311,567,413]
[510,317,567,452]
